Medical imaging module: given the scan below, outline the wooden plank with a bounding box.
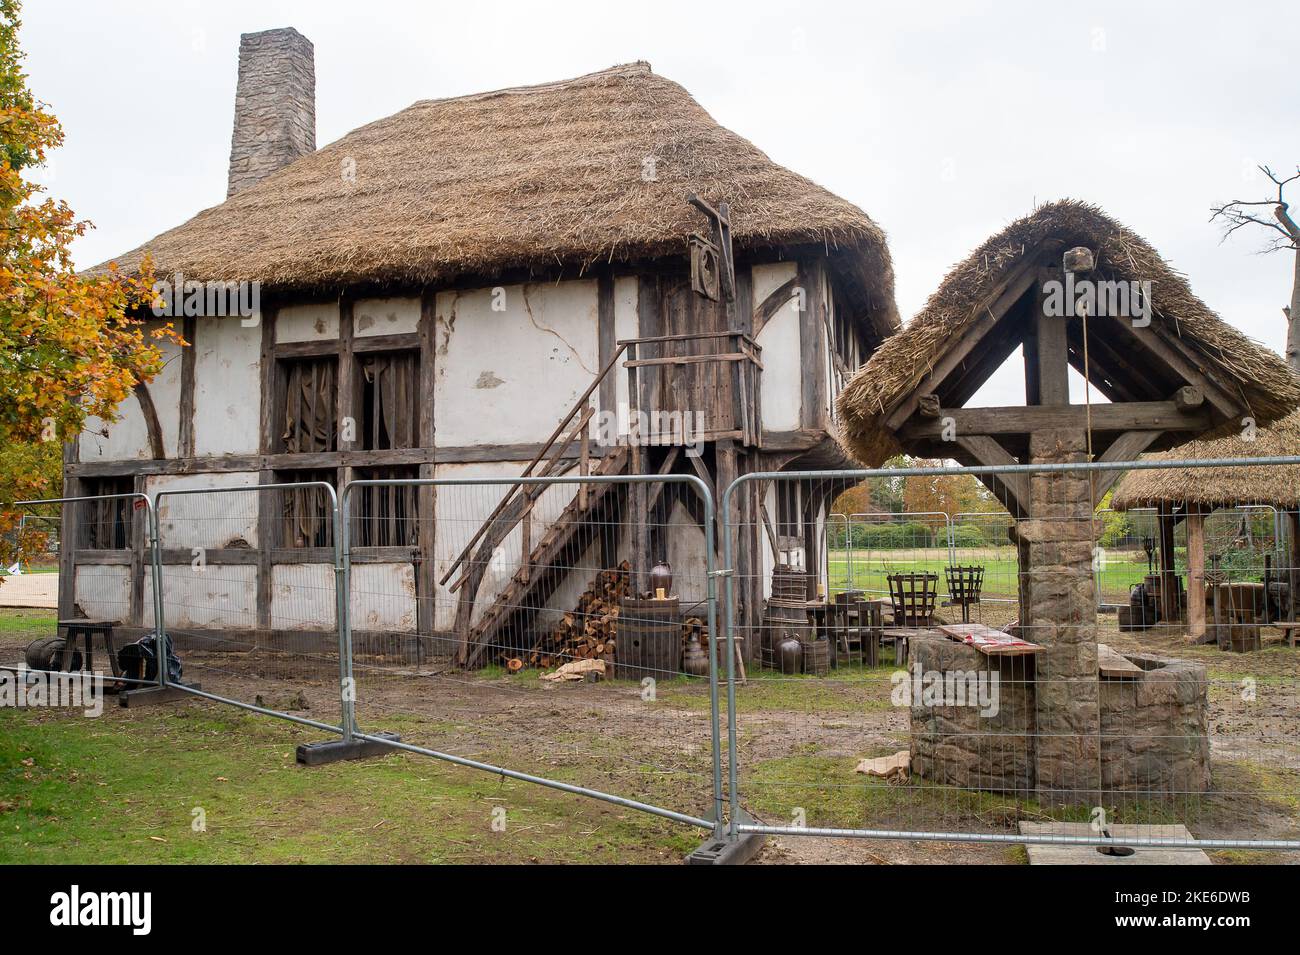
[798,260,827,430]
[177,315,197,459]
[597,273,616,420]
[937,622,1043,655]
[883,254,1043,430]
[1091,430,1161,500]
[256,303,277,630]
[1097,643,1143,679]
[416,289,437,644]
[901,402,1211,440]
[350,332,421,354]
[1036,267,1070,406]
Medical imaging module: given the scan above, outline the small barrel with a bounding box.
[801,640,830,676]
[616,597,682,681]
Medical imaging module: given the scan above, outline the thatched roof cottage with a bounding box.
[68,29,898,665]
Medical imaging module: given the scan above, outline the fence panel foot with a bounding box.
[296,731,402,766]
[118,683,201,708]
[685,810,765,865]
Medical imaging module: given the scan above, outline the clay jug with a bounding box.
[682,631,709,676]
[777,637,802,675]
[650,559,673,597]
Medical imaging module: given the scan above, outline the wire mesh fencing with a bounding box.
[150,480,350,730]
[719,459,1300,853]
[339,470,724,832]
[0,493,147,678]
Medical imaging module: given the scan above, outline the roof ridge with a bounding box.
[408,61,654,110]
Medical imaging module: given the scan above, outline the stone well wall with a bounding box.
[908,634,1036,796]
[1099,653,1211,796]
[908,635,1210,799]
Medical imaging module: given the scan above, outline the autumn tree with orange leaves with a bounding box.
[0,0,169,564]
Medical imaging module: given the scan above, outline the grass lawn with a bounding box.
[0,703,699,864]
[826,548,1154,601]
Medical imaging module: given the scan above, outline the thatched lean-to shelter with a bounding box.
[1112,410,1300,640]
[837,200,1300,467]
[96,61,897,334]
[1112,410,1300,510]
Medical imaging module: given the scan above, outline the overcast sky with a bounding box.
[22,0,1300,405]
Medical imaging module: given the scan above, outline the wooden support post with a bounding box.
[1186,508,1206,640]
[1036,268,1070,407]
[1158,508,1180,624]
[416,289,437,650]
[256,304,277,631]
[1289,510,1300,623]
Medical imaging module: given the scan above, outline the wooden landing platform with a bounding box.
[1019,822,1211,865]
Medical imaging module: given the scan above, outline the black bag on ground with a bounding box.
[117,633,183,684]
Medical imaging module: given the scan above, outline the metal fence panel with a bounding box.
[150,481,351,732]
[340,471,723,834]
[721,458,1300,854]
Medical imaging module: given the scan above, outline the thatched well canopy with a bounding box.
[1112,410,1300,510]
[96,62,897,335]
[836,201,1300,476]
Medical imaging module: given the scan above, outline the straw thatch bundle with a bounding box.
[95,62,896,331]
[1111,410,1300,509]
[835,200,1300,465]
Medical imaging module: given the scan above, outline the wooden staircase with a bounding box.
[457,445,629,668]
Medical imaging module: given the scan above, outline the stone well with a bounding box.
[908,633,1210,800]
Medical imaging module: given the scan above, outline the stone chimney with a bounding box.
[227,27,315,198]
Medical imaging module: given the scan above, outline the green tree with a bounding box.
[0,0,169,564]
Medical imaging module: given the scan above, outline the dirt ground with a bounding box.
[4,609,1297,864]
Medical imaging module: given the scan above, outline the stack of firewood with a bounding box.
[522,561,630,669]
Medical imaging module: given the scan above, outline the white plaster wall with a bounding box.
[73,565,132,620]
[271,564,336,630]
[146,565,258,629]
[355,297,420,338]
[431,460,579,630]
[753,262,802,433]
[78,321,183,462]
[610,276,639,427]
[350,563,416,631]
[434,281,599,447]
[761,484,776,599]
[664,501,709,607]
[149,471,261,549]
[78,392,153,461]
[194,316,262,456]
[276,302,339,342]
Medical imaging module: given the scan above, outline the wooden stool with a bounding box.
[56,618,122,678]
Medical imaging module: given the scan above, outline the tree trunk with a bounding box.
[1288,248,1300,374]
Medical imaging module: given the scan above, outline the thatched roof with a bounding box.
[836,200,1300,465]
[96,62,897,333]
[1111,410,1300,509]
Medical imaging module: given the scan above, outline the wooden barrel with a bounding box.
[771,566,809,602]
[801,640,830,676]
[616,597,682,680]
